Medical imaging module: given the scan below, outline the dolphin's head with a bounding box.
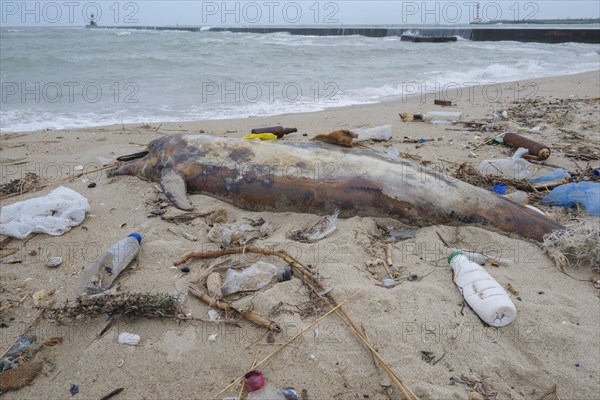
[108,134,192,180]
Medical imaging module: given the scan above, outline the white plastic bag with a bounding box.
[0,186,90,239]
[222,261,278,296]
[477,148,532,180]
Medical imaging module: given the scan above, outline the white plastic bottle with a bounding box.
[77,232,142,294]
[448,251,516,327]
[422,111,463,124]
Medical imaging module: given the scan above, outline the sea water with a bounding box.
[1,27,598,132]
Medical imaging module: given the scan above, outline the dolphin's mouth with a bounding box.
[116,151,149,162]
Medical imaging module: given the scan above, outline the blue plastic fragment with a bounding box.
[491,184,507,195]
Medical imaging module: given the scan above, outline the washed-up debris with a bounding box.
[287,210,338,243]
[496,132,551,160]
[311,130,357,147]
[242,133,277,141]
[0,186,90,239]
[376,222,418,242]
[353,125,392,142]
[46,256,63,268]
[206,272,223,300]
[43,293,181,322]
[506,97,593,127]
[188,284,280,331]
[251,126,297,138]
[208,220,273,246]
[222,261,279,296]
[434,99,452,106]
[70,383,79,396]
[448,252,516,327]
[75,233,142,295]
[0,361,43,393]
[541,182,600,216]
[543,220,600,271]
[530,168,571,184]
[477,148,533,180]
[401,111,463,124]
[176,246,418,400]
[0,172,40,197]
[118,332,140,346]
[99,388,125,400]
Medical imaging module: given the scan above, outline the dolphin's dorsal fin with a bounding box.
[160,169,193,211]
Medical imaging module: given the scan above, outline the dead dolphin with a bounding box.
[108,133,564,242]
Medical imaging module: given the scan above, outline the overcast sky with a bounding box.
[2,1,600,26]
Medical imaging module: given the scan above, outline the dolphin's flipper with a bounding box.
[160,169,193,211]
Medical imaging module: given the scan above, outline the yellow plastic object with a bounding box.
[242,133,278,141]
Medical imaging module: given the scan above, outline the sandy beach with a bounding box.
[1,70,599,399]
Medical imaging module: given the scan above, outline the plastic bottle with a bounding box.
[448,252,516,327]
[530,168,571,183]
[77,233,142,295]
[421,111,463,124]
[353,125,392,142]
[504,191,529,205]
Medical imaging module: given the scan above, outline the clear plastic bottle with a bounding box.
[422,111,463,124]
[353,125,392,142]
[448,251,516,327]
[76,232,142,295]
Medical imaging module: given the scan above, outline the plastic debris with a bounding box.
[504,191,529,205]
[353,125,392,142]
[490,184,507,195]
[0,186,90,239]
[222,261,279,296]
[46,256,63,268]
[541,182,600,216]
[243,370,265,392]
[287,210,339,243]
[448,252,516,327]
[477,148,533,180]
[32,290,47,306]
[118,332,140,346]
[382,278,396,287]
[530,168,571,183]
[242,133,278,141]
[208,222,268,246]
[75,233,142,295]
[70,384,79,396]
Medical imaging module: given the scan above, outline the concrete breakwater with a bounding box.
[94,25,600,43]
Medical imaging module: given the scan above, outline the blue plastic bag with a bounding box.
[541,182,600,216]
[530,168,571,183]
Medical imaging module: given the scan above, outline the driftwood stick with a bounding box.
[176,246,420,400]
[209,291,360,400]
[188,284,281,332]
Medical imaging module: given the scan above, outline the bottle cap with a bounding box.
[447,251,463,264]
[128,232,142,243]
